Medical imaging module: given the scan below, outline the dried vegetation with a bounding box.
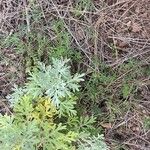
[0,0,150,149]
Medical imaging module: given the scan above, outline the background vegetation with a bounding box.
[0,0,150,150]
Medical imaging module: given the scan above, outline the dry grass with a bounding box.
[0,0,150,149]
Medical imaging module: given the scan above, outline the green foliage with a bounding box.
[1,28,82,73]
[77,134,109,150]
[82,71,116,103]
[0,114,39,150]
[122,83,134,99]
[3,58,108,150]
[7,58,84,106]
[143,116,150,130]
[50,20,82,62]
[1,33,25,52]
[1,32,52,71]
[74,0,94,16]
[67,115,96,135]
[7,85,24,107]
[77,116,96,133]
[51,21,71,58]
[1,0,149,149]
[80,59,148,123]
[59,96,77,117]
[0,96,78,150]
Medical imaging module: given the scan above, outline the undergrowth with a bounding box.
[80,60,149,122]
[1,23,149,150]
[1,0,150,149]
[1,26,149,150]
[0,58,108,150]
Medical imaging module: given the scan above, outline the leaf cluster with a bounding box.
[0,96,78,150]
[7,58,84,106]
[1,58,108,150]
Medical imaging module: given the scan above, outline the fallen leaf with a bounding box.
[76,28,85,40]
[8,66,17,73]
[118,41,128,48]
[132,22,142,33]
[101,123,112,129]
[141,12,147,18]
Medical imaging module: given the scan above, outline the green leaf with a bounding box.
[78,134,109,150]
[0,115,39,150]
[14,95,34,121]
[6,84,25,106]
[20,58,84,106]
[58,96,77,117]
[122,83,133,98]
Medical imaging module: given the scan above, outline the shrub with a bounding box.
[0,58,108,150]
[7,58,84,106]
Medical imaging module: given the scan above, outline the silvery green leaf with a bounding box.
[78,134,109,150]
[6,84,25,106]
[8,58,84,107]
